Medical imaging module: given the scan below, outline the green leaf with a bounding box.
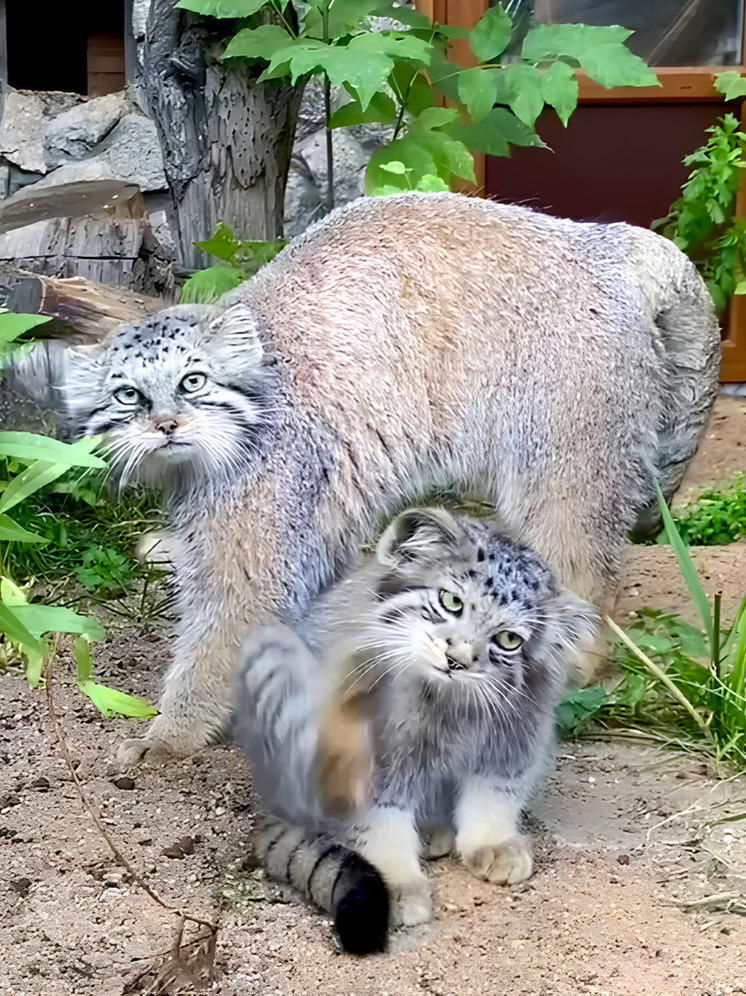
[555,685,607,738]
[324,0,386,36]
[540,60,578,126]
[415,174,450,192]
[222,24,291,62]
[0,432,107,469]
[578,42,659,90]
[379,161,409,175]
[412,107,460,131]
[389,63,434,113]
[447,107,545,157]
[179,266,245,305]
[469,4,512,63]
[194,222,241,262]
[503,63,544,128]
[0,602,46,659]
[715,71,746,102]
[0,513,49,544]
[657,487,714,653]
[367,138,438,194]
[0,461,71,514]
[0,313,51,344]
[412,129,475,183]
[261,36,398,110]
[522,22,659,88]
[177,0,272,17]
[78,681,158,719]
[329,91,397,129]
[523,22,632,61]
[370,1,432,30]
[458,68,499,123]
[9,603,105,642]
[74,636,93,683]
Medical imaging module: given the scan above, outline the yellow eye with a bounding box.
[494,631,524,651]
[439,590,463,614]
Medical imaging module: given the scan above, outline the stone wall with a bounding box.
[0,75,388,295]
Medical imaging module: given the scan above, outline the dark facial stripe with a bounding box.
[375,573,427,601]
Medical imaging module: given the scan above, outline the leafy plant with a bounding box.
[654,99,746,314]
[180,223,288,304]
[178,0,657,202]
[558,490,746,771]
[0,313,158,719]
[666,475,746,546]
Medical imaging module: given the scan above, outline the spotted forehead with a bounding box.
[107,319,202,366]
[458,531,556,611]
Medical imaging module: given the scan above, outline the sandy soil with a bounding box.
[1,396,745,996]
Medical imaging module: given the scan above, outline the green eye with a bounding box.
[439,590,463,614]
[114,385,141,406]
[494,631,524,651]
[180,372,207,393]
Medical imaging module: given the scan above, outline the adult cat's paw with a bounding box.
[460,835,533,886]
[390,880,434,927]
[116,716,217,767]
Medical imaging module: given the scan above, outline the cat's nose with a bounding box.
[446,642,473,671]
[155,417,178,435]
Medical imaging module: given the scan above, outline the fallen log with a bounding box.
[5,272,168,343]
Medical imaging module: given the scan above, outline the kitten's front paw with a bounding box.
[390,880,434,927]
[461,835,533,886]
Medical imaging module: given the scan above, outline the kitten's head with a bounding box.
[55,302,272,493]
[364,508,597,704]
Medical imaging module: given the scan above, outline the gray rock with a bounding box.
[44,91,130,168]
[284,153,325,239]
[0,89,83,174]
[33,113,167,193]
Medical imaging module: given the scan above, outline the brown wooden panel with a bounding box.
[87,32,125,96]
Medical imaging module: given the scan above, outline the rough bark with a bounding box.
[138,1,304,268]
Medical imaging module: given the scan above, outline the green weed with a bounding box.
[558,490,746,771]
[0,311,160,718]
[668,474,746,546]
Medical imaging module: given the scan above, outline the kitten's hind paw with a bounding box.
[390,880,434,927]
[461,835,533,886]
[423,827,455,860]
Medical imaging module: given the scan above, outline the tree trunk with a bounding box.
[137,1,303,268]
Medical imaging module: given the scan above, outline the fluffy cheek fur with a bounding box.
[101,397,265,491]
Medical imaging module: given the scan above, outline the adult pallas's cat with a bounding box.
[25,193,719,758]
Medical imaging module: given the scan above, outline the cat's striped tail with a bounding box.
[255,816,389,954]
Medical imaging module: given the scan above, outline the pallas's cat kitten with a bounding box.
[234,508,597,954]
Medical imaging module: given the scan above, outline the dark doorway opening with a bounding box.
[6,1,125,95]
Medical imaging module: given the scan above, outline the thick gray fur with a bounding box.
[22,192,720,757]
[234,508,598,937]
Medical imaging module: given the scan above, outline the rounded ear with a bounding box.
[206,302,264,369]
[377,507,461,566]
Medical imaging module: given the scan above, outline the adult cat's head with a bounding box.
[37,302,272,495]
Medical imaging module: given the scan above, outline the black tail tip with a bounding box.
[334,865,389,955]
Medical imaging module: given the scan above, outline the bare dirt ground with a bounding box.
[1,396,745,996]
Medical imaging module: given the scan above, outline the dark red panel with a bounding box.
[486,103,731,227]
